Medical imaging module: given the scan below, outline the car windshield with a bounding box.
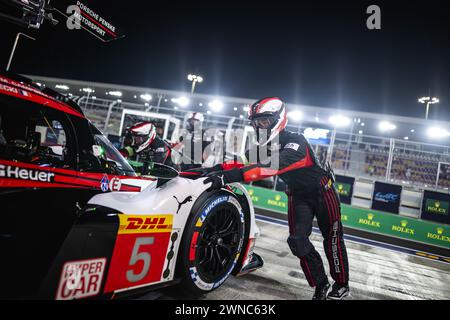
[93,133,136,177]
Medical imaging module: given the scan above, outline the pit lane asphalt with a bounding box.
[137,219,450,300]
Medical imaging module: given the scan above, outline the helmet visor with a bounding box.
[132,135,147,147]
[251,115,276,130]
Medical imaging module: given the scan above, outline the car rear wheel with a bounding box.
[177,190,245,295]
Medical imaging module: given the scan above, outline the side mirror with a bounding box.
[146,162,179,179]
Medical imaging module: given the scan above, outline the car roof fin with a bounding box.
[40,87,85,115]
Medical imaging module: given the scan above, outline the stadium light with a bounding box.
[329,115,351,127]
[243,106,250,112]
[187,74,204,94]
[82,87,94,93]
[427,126,449,139]
[208,100,224,112]
[378,121,396,132]
[140,93,152,102]
[404,136,409,140]
[418,96,439,120]
[108,91,122,97]
[55,84,69,90]
[287,110,303,122]
[171,96,190,107]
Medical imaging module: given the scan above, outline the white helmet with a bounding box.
[248,97,288,146]
[127,122,157,153]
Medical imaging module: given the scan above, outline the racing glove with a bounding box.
[203,168,243,191]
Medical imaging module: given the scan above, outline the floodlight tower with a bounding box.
[187,74,203,94]
[418,96,439,120]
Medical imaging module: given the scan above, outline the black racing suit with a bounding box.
[221,130,349,287]
[121,135,176,174]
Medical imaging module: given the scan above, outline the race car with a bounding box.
[0,73,262,299]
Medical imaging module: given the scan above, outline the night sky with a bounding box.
[1,0,449,122]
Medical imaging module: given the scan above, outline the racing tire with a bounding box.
[176,190,245,296]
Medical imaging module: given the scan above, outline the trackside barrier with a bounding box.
[244,185,450,250]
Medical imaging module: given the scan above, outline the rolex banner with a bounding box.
[243,185,450,249]
[246,186,450,250]
[335,175,355,205]
[371,181,402,214]
[421,190,450,225]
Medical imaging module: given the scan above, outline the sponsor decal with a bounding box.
[427,227,450,243]
[267,194,286,208]
[247,188,260,203]
[284,143,300,151]
[391,220,415,235]
[118,215,173,234]
[341,214,348,221]
[374,192,399,203]
[0,164,55,182]
[173,195,193,214]
[162,232,179,279]
[100,174,109,192]
[199,196,228,224]
[109,176,121,191]
[425,199,449,216]
[331,221,341,274]
[56,258,106,300]
[336,183,351,197]
[0,83,19,94]
[358,213,381,228]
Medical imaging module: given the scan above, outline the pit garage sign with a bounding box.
[55,1,124,42]
[56,258,107,300]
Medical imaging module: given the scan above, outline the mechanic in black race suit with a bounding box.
[201,97,350,300]
[120,121,176,174]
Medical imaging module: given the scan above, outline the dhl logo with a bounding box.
[118,214,173,234]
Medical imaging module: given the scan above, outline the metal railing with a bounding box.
[76,96,450,193]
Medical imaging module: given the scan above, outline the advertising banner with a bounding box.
[421,190,450,225]
[371,181,402,214]
[244,185,450,249]
[335,175,355,205]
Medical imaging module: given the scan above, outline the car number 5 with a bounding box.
[126,237,154,282]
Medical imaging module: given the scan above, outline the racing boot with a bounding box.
[327,282,350,300]
[312,281,330,300]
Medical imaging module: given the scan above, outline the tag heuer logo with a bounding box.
[248,189,254,195]
[437,227,444,235]
[275,194,282,201]
[338,185,343,191]
[401,220,408,227]
[435,201,440,208]
[368,213,374,220]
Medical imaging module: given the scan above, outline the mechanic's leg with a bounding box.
[317,176,350,286]
[287,193,327,288]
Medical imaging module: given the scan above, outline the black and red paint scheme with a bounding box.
[0,73,262,299]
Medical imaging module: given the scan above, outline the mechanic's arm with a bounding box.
[204,144,315,189]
